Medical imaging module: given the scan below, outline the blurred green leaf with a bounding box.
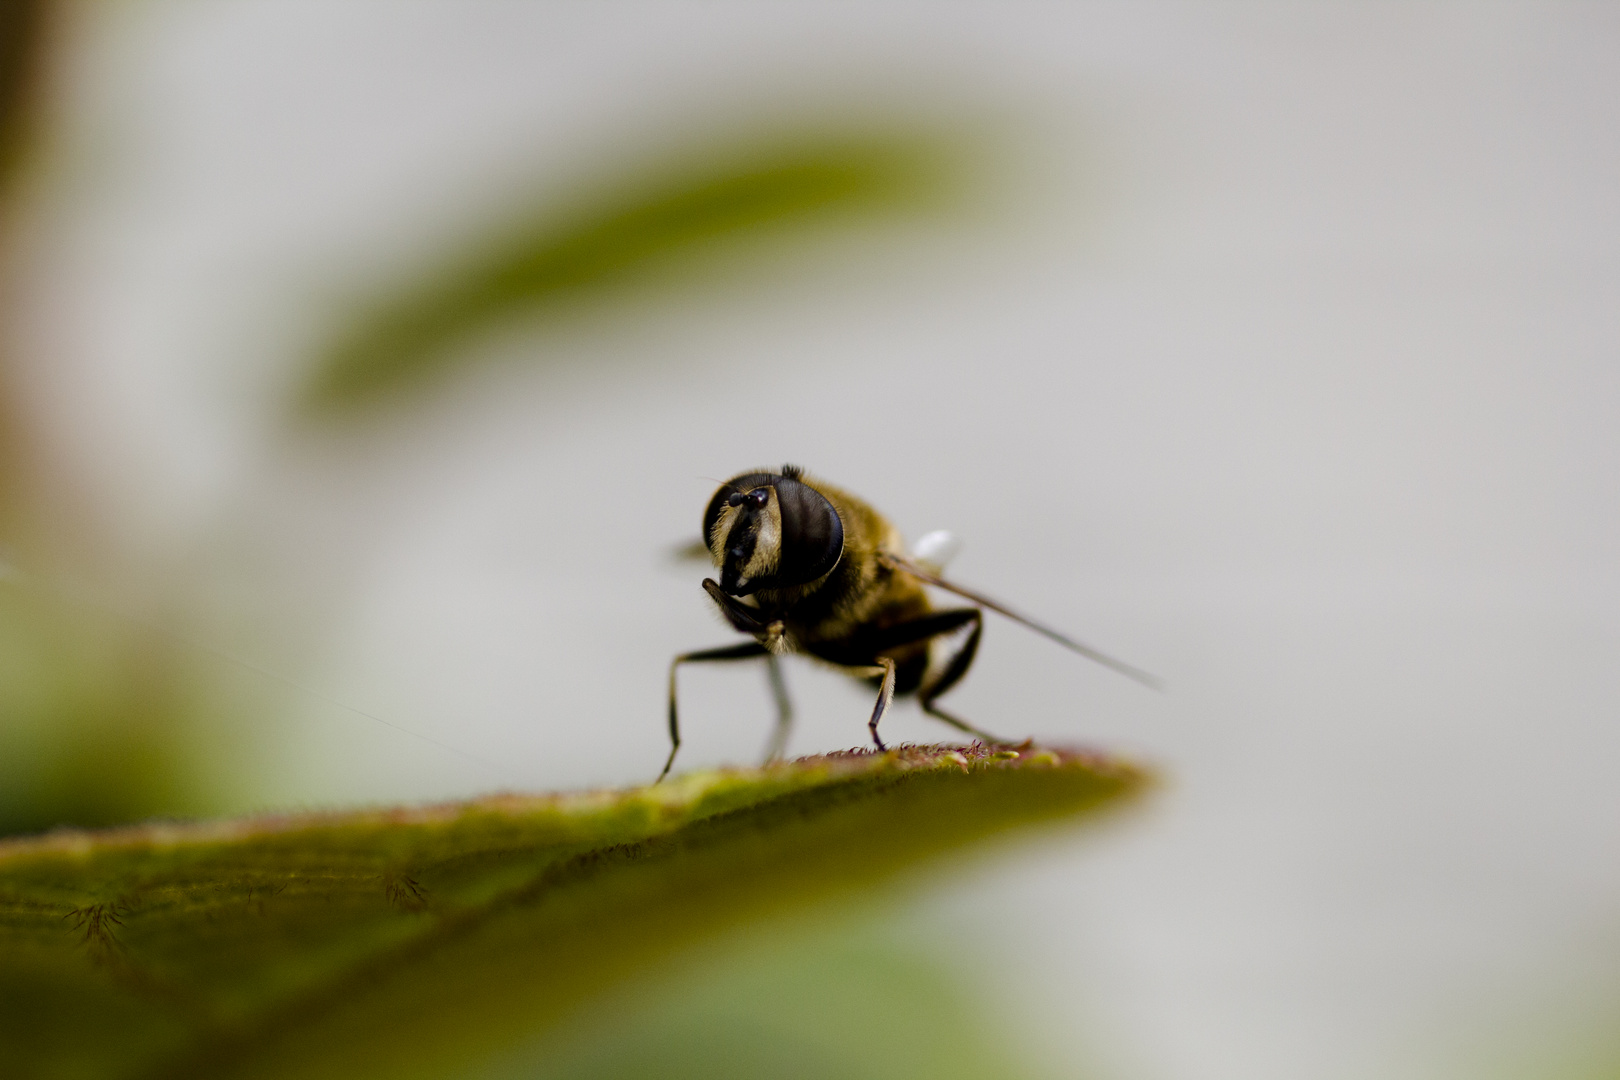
[0,0,58,524]
[481,914,1063,1080]
[0,743,1145,1080]
[0,580,202,836]
[0,2,210,841]
[301,128,966,414]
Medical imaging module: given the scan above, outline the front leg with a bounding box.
[663,640,770,781]
[702,579,785,649]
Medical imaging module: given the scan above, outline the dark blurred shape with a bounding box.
[0,2,195,838]
[301,126,967,414]
[0,0,51,531]
[0,0,47,179]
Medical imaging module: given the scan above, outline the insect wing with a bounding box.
[879,553,1164,690]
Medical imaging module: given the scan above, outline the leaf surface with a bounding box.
[0,743,1146,1080]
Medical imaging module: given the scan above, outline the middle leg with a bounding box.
[863,655,897,751]
[762,653,794,763]
[824,608,1007,751]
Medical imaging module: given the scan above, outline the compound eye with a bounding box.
[771,478,844,586]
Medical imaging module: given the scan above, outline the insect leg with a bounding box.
[662,641,770,781]
[916,609,1015,745]
[701,579,770,636]
[865,656,897,751]
[821,611,984,752]
[762,653,794,763]
[862,607,980,650]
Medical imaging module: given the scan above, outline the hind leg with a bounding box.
[916,610,1015,745]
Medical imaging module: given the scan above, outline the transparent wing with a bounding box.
[880,552,1164,690]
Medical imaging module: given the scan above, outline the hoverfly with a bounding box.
[660,465,1159,780]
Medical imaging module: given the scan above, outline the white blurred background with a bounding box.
[3,3,1618,1078]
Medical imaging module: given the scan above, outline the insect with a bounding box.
[661,465,1159,780]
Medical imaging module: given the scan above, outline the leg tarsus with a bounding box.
[867,656,896,751]
[658,729,680,783]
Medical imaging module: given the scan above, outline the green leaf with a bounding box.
[0,744,1145,1080]
[300,128,965,415]
[0,581,205,836]
[479,912,1065,1080]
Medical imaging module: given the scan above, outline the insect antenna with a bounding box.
[697,476,743,494]
[880,552,1164,690]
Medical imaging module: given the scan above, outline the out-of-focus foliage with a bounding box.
[481,914,1062,1080]
[0,0,46,180]
[0,580,197,834]
[0,744,1144,1080]
[301,127,967,414]
[0,85,981,831]
[0,1,208,837]
[0,0,52,529]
